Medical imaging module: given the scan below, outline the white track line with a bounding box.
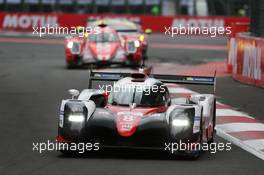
[217,123,264,133]
[243,139,264,151]
[169,86,264,160]
[216,127,264,160]
[216,109,253,118]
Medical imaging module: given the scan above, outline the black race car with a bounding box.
[56,69,216,158]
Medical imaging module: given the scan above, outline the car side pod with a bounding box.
[166,105,203,159]
[59,101,88,140]
[167,106,201,143]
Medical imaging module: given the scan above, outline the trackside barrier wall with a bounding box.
[0,12,249,33]
[227,22,250,72]
[228,33,264,88]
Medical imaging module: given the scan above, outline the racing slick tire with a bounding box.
[184,108,204,160]
[66,61,81,69]
[142,53,148,61]
[66,56,84,69]
[60,150,74,156]
[66,62,76,69]
[207,99,216,144]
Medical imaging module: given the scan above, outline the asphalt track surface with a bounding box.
[0,34,263,175]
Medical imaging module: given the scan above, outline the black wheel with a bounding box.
[199,108,204,143]
[193,108,204,158]
[187,107,204,159]
[66,55,84,69]
[60,150,73,155]
[208,99,216,144]
[66,62,75,69]
[143,54,148,61]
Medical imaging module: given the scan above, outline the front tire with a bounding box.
[66,62,75,69]
[208,99,216,144]
[186,108,204,159]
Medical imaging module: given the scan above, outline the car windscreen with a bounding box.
[89,32,118,42]
[90,20,140,32]
[108,24,140,33]
[108,84,166,107]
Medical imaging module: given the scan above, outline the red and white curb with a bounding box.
[168,84,264,160]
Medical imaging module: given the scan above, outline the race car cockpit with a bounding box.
[108,83,170,107]
[89,32,118,43]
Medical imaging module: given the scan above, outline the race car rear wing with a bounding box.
[88,71,129,87]
[88,70,216,93]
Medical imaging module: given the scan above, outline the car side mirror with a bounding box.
[144,28,152,35]
[68,89,79,99]
[90,94,107,108]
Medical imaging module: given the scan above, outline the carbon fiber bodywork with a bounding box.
[58,102,201,149]
[58,71,216,155]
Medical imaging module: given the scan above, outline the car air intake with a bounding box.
[130,73,146,82]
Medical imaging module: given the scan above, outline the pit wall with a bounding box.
[0,12,249,33]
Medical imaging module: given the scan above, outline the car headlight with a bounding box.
[68,114,85,122]
[134,40,140,48]
[139,35,144,42]
[172,118,189,127]
[67,41,73,49]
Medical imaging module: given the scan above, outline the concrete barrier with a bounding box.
[228,33,264,88]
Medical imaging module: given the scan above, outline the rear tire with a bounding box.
[60,150,73,155]
[66,63,75,69]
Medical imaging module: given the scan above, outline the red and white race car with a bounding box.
[57,68,216,158]
[65,22,147,68]
[88,19,150,62]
